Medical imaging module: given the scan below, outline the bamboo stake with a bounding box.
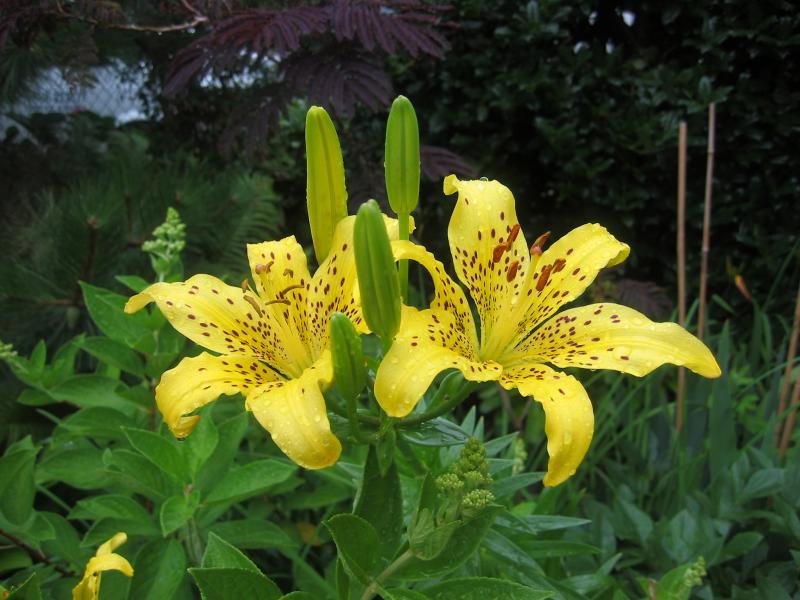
[778,363,800,459]
[676,122,688,432]
[697,104,716,342]
[776,281,800,447]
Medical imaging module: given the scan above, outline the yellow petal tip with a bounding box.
[124,292,152,314]
[443,174,460,195]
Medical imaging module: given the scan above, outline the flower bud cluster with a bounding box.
[142,207,186,279]
[435,438,495,520]
[0,341,18,362]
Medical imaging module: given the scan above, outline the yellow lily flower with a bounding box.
[126,216,403,469]
[375,175,721,486]
[72,532,133,600]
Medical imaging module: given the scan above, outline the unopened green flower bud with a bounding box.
[435,473,464,495]
[329,312,366,402]
[685,557,706,587]
[384,95,420,216]
[306,106,348,263]
[463,469,492,489]
[0,341,18,361]
[353,200,401,346]
[461,489,495,517]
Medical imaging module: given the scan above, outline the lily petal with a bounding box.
[511,224,629,346]
[247,236,313,360]
[443,175,530,343]
[72,533,133,600]
[375,306,502,417]
[392,240,478,346]
[500,363,594,487]
[246,352,341,469]
[125,275,290,369]
[514,303,721,378]
[156,352,282,438]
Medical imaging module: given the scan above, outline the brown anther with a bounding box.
[263,298,291,307]
[535,264,553,292]
[278,283,304,298]
[241,279,250,292]
[243,295,263,317]
[531,231,551,251]
[492,243,507,263]
[283,268,294,278]
[553,258,567,273]
[530,245,543,258]
[506,223,521,246]
[255,263,266,274]
[506,260,520,282]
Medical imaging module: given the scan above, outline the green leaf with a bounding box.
[742,468,784,500]
[490,472,544,499]
[38,512,89,571]
[160,492,199,536]
[59,407,133,441]
[422,577,554,600]
[0,437,38,525]
[128,539,187,600]
[75,336,145,376]
[202,532,260,571]
[324,513,381,585]
[196,413,248,494]
[124,427,189,484]
[183,414,219,479]
[0,548,32,573]
[5,574,42,600]
[81,517,159,547]
[189,568,282,600]
[104,448,176,499]
[36,447,106,489]
[355,445,403,559]
[49,375,136,411]
[204,459,296,505]
[384,590,430,600]
[279,593,316,600]
[16,389,54,407]
[209,520,296,550]
[70,494,153,522]
[398,507,502,580]
[116,275,150,293]
[80,282,156,354]
[717,532,764,565]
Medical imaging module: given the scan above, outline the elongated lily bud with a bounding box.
[306,106,348,263]
[385,95,420,216]
[329,312,366,401]
[354,200,401,346]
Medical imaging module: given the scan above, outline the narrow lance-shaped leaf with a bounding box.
[354,200,401,347]
[306,106,348,263]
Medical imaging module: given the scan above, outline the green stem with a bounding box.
[327,397,380,426]
[398,211,410,301]
[358,548,415,600]
[399,381,479,428]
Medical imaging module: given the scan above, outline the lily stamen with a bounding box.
[279,283,304,298]
[492,243,507,263]
[535,264,553,292]
[506,260,520,282]
[242,294,264,317]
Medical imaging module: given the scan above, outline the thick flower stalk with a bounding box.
[375,175,721,486]
[126,216,403,469]
[72,532,133,600]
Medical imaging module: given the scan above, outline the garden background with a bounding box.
[0,1,799,599]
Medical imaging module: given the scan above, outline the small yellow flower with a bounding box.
[72,532,133,600]
[126,216,404,469]
[375,175,720,486]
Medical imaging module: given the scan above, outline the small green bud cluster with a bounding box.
[435,438,495,520]
[0,341,18,362]
[684,557,706,588]
[142,207,186,280]
[512,436,527,475]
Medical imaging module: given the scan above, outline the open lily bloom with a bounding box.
[72,532,133,600]
[126,216,402,469]
[375,175,721,486]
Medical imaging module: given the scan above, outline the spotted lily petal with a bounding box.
[155,352,282,437]
[375,306,502,417]
[246,352,341,469]
[72,532,133,600]
[500,364,593,487]
[124,274,292,370]
[507,224,630,348]
[512,303,721,378]
[444,175,529,347]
